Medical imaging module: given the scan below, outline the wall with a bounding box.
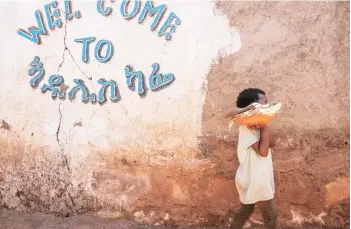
[0,0,349,228]
[201,1,350,227]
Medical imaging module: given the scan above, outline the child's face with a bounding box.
[257,93,268,105]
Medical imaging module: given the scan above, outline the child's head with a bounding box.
[236,88,267,108]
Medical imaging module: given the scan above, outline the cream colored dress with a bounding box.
[235,125,275,204]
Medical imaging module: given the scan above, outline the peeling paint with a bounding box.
[0,1,349,228]
[1,120,12,131]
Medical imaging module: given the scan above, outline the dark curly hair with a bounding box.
[236,88,266,108]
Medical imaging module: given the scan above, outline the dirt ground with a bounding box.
[0,209,346,229]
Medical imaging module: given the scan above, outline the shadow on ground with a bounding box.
[0,209,345,229]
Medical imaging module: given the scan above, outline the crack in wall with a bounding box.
[56,103,62,146]
[56,101,70,172]
[59,9,96,95]
[56,100,75,210]
[55,15,77,211]
[61,11,92,81]
[57,18,71,174]
[57,14,68,75]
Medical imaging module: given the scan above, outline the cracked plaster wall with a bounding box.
[0,0,349,228]
[0,0,241,226]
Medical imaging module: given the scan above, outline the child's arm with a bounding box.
[224,107,243,118]
[224,104,255,118]
[250,125,270,157]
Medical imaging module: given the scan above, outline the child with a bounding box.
[224,88,279,229]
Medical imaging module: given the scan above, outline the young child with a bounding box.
[224,88,278,229]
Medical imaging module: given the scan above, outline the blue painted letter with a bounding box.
[64,0,81,19]
[120,0,140,19]
[149,63,174,90]
[94,40,114,63]
[97,79,118,103]
[124,66,144,95]
[68,79,90,102]
[41,75,65,98]
[97,0,112,16]
[44,1,62,30]
[158,12,181,40]
[74,37,96,63]
[138,1,166,30]
[17,11,47,44]
[28,56,45,88]
[64,0,73,20]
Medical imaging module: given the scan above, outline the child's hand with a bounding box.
[247,103,257,110]
[247,122,265,130]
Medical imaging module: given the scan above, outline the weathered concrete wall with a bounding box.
[201,1,350,228]
[0,0,349,228]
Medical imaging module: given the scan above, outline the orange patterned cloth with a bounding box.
[228,103,282,128]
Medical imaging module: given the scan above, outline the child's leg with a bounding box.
[257,198,278,229]
[230,203,255,229]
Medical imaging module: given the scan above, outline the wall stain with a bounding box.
[1,120,12,131]
[73,121,83,127]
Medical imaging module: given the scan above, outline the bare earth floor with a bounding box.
[0,209,345,229]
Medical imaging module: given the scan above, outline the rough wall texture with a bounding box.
[0,1,349,228]
[201,1,350,228]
